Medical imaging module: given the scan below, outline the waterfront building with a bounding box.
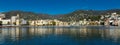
[0,14,5,20]
[0,14,11,25]
[21,19,27,25]
[0,19,11,25]
[11,14,20,26]
[100,12,120,26]
[28,19,69,26]
[28,20,35,26]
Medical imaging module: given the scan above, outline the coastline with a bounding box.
[0,25,119,28]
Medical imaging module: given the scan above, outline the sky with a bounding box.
[0,0,120,15]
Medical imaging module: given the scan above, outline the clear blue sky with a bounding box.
[0,0,120,15]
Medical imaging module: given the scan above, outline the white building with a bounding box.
[10,14,20,25]
[0,14,5,20]
[0,14,10,25]
[0,19,11,25]
[21,19,27,25]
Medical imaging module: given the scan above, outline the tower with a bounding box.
[16,14,20,26]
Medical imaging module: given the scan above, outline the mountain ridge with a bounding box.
[2,9,120,21]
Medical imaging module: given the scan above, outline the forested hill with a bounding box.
[3,10,54,20]
[2,9,120,21]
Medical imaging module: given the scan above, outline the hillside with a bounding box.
[3,10,53,20]
[2,9,120,22]
[56,9,120,21]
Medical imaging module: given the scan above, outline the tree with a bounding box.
[0,21,2,25]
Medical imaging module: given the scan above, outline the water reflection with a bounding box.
[0,26,120,45]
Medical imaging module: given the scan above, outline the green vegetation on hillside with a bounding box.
[2,9,120,22]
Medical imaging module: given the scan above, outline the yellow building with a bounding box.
[16,19,20,26]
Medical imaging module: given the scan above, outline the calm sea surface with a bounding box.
[0,26,120,45]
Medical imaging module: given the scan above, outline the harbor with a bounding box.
[0,26,120,45]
